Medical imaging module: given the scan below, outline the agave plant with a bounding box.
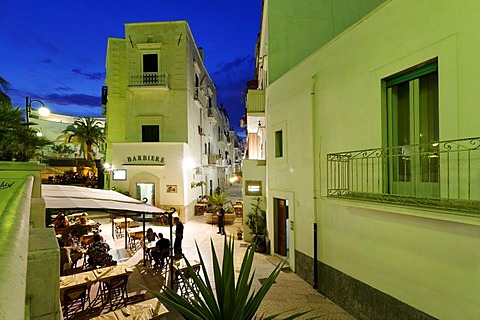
[147,237,310,319]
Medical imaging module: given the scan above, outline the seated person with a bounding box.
[151,233,170,266]
[145,228,158,243]
[75,212,90,225]
[87,234,113,267]
[54,215,70,229]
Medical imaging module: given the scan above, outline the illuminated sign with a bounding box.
[124,155,165,166]
[112,169,127,181]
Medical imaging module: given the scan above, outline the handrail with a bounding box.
[0,176,34,319]
[327,137,480,214]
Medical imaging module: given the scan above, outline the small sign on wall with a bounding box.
[166,185,177,193]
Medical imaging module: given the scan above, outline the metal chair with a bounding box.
[61,284,90,319]
[100,274,129,311]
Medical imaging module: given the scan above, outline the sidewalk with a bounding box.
[95,183,355,319]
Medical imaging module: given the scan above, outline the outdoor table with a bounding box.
[114,218,133,229]
[60,270,97,293]
[91,298,169,319]
[93,264,134,281]
[128,229,144,250]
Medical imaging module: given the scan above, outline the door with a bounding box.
[136,183,155,205]
[386,63,439,197]
[274,198,288,256]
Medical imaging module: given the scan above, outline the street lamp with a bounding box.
[25,96,50,128]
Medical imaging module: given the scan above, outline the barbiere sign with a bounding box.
[124,155,165,166]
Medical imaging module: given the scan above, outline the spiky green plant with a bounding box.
[147,237,311,320]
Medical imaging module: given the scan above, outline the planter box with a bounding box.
[203,212,235,224]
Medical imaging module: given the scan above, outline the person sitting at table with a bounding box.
[75,212,90,225]
[54,214,70,229]
[87,234,113,267]
[151,233,170,267]
[145,228,158,243]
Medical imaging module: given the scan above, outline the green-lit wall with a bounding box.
[105,22,191,164]
[268,0,385,84]
[267,0,480,318]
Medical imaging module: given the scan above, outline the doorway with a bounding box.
[136,183,155,205]
[274,198,289,257]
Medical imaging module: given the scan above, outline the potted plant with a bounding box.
[246,197,267,252]
[146,237,311,319]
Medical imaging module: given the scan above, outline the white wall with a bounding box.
[267,0,480,318]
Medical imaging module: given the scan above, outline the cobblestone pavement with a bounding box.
[94,182,355,319]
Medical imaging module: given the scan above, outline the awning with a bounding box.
[42,185,166,214]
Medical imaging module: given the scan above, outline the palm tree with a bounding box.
[61,117,105,160]
[0,76,11,105]
[0,102,51,161]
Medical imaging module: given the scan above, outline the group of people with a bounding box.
[58,232,114,273]
[142,216,184,268]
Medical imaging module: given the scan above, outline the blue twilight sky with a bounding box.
[0,0,262,134]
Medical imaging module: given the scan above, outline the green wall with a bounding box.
[266,0,480,318]
[268,0,385,84]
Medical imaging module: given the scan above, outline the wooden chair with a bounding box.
[100,274,129,311]
[61,284,90,319]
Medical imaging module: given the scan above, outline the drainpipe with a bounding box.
[311,75,319,289]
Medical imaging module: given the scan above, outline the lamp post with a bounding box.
[25,96,50,128]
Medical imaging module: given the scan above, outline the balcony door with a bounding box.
[386,62,439,198]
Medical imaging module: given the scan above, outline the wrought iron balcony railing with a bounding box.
[129,72,169,88]
[327,137,480,214]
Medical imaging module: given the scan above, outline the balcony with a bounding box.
[246,89,265,113]
[208,154,220,165]
[129,72,169,88]
[194,87,207,107]
[207,108,217,124]
[327,137,480,214]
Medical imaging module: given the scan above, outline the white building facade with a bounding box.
[104,21,234,221]
[251,0,480,319]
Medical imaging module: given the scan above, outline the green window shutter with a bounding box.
[386,62,438,87]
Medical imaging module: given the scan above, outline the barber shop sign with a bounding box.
[125,155,165,166]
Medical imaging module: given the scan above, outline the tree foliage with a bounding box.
[0,92,51,161]
[60,117,105,160]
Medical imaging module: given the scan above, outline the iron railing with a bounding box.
[129,72,169,87]
[327,137,480,214]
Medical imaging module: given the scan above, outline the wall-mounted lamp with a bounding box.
[26,96,50,128]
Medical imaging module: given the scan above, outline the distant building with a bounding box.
[30,110,105,186]
[104,21,235,221]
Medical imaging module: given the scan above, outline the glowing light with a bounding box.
[38,106,50,117]
[35,131,43,137]
[229,176,238,183]
[183,158,195,170]
[104,163,111,170]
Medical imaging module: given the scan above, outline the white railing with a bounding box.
[129,72,169,88]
